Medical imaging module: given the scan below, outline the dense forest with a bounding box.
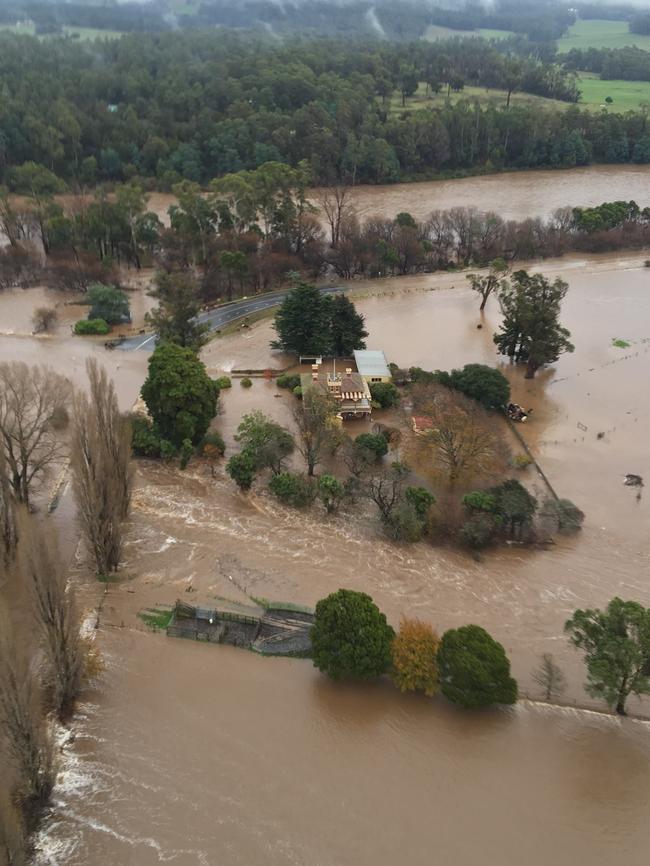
[0,0,579,41]
[1,29,649,192]
[563,45,650,82]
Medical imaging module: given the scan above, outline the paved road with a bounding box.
[118,286,346,351]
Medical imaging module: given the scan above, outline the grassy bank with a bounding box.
[557,19,650,53]
[390,76,650,114]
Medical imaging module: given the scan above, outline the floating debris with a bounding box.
[623,474,644,487]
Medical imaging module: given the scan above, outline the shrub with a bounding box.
[488,479,537,537]
[311,589,395,680]
[74,318,110,335]
[293,385,303,399]
[354,432,388,460]
[87,283,130,324]
[409,366,437,384]
[391,616,440,697]
[437,624,518,708]
[269,471,317,508]
[541,497,585,533]
[405,486,435,519]
[131,416,164,457]
[200,431,226,457]
[318,474,345,513]
[276,373,301,390]
[240,377,253,388]
[385,501,425,542]
[215,376,232,389]
[462,491,498,513]
[32,306,58,333]
[513,454,533,469]
[179,438,194,470]
[460,514,499,549]
[447,364,510,410]
[226,451,256,491]
[369,381,400,409]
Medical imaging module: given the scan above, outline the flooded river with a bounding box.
[153,164,650,225]
[2,250,649,861]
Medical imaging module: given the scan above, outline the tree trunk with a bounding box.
[479,293,488,311]
[616,698,627,716]
[525,359,537,379]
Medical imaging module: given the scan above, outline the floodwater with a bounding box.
[1,254,649,863]
[138,164,650,227]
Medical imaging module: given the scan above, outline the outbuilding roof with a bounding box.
[353,349,391,378]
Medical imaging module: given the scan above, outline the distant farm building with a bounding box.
[353,349,392,384]
[412,415,436,435]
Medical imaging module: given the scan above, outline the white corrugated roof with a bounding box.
[353,349,390,377]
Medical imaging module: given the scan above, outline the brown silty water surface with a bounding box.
[1,254,647,864]
[37,164,650,232]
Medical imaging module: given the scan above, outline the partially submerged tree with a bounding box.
[141,343,219,449]
[441,364,510,411]
[466,257,508,311]
[31,306,58,335]
[532,653,566,702]
[0,602,54,815]
[391,616,440,697]
[565,598,650,715]
[71,361,132,575]
[311,589,394,680]
[145,271,209,352]
[292,388,340,476]
[329,294,368,357]
[234,411,294,474]
[0,451,17,577]
[414,389,507,485]
[438,624,518,708]
[0,362,71,507]
[19,517,85,722]
[272,281,332,357]
[226,452,256,491]
[86,283,130,325]
[494,270,574,378]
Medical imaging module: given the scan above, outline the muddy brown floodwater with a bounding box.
[1,252,647,864]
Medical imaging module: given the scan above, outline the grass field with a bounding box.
[576,72,650,110]
[390,75,650,114]
[423,25,513,43]
[557,19,650,53]
[0,22,123,40]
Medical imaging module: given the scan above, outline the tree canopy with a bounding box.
[87,283,130,325]
[311,589,395,680]
[565,598,650,715]
[140,343,219,448]
[437,624,518,708]
[145,272,209,353]
[391,616,440,697]
[494,270,574,378]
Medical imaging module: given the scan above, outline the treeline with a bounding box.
[0,31,599,188]
[563,45,650,82]
[188,0,575,43]
[0,1,169,33]
[2,163,649,299]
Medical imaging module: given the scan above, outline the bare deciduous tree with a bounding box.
[366,462,409,523]
[31,307,58,335]
[19,517,84,722]
[532,653,566,702]
[318,185,353,248]
[70,361,132,576]
[412,387,507,485]
[0,451,17,579]
[292,389,341,477]
[0,790,28,866]
[0,363,71,508]
[0,605,54,813]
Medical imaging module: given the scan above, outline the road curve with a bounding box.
[118,285,347,351]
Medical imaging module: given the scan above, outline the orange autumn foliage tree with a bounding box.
[390,616,440,697]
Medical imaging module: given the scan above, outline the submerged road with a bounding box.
[119,286,346,351]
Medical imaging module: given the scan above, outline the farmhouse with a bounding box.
[300,364,373,420]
